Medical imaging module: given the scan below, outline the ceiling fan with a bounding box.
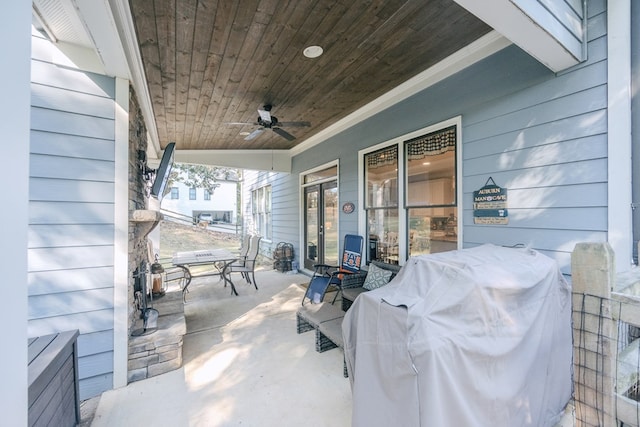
[227,105,310,141]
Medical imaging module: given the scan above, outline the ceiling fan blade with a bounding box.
[272,127,296,141]
[258,108,272,124]
[245,128,265,140]
[226,121,259,126]
[277,121,311,127]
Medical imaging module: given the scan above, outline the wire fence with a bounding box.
[572,292,640,426]
[572,242,640,426]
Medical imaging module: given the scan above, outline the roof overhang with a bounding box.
[454,0,586,72]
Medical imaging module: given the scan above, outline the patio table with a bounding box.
[172,248,238,302]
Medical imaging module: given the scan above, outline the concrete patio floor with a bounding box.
[84,267,576,427]
[89,268,352,426]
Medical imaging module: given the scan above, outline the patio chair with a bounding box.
[212,234,252,283]
[302,234,363,305]
[234,234,252,267]
[229,235,261,289]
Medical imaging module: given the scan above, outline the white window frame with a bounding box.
[252,185,272,240]
[170,187,179,200]
[358,116,462,264]
[298,160,340,270]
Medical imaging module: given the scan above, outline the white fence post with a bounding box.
[571,242,617,426]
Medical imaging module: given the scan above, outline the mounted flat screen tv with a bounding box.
[150,142,175,200]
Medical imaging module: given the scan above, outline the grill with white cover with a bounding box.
[343,244,572,427]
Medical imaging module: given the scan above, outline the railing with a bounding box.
[160,208,195,226]
[572,243,640,426]
[160,208,241,234]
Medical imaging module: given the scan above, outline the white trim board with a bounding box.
[607,0,633,271]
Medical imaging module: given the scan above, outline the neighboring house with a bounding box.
[160,176,238,224]
[3,1,640,425]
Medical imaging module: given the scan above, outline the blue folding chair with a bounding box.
[302,234,363,305]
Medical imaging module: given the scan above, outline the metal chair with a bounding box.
[302,234,364,305]
[229,235,261,289]
[234,234,252,267]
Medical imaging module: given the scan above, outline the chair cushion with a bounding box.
[362,262,393,290]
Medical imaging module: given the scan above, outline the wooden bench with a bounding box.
[28,330,80,427]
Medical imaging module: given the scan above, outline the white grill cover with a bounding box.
[343,244,572,427]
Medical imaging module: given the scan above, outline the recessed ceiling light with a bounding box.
[239,131,250,136]
[303,45,323,58]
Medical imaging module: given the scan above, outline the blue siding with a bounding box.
[31,130,115,160]
[30,201,115,225]
[242,170,300,257]
[462,5,607,272]
[283,1,607,274]
[29,30,116,399]
[29,267,114,296]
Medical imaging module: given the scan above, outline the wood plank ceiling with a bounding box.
[129,0,491,152]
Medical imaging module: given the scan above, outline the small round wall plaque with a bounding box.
[342,202,355,214]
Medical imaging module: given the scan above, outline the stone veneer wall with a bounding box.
[126,87,185,383]
[127,86,149,333]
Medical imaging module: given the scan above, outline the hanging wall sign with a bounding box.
[473,177,508,224]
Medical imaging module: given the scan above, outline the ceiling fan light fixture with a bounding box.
[303,45,323,58]
[228,104,309,141]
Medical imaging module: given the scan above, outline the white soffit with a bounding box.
[32,0,130,78]
[454,0,583,73]
[73,0,130,80]
[32,0,93,47]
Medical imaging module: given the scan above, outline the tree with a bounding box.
[169,163,239,196]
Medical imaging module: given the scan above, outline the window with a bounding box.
[362,120,459,264]
[252,185,272,240]
[304,165,338,184]
[364,146,399,264]
[405,125,457,257]
[189,187,196,200]
[170,187,179,199]
[204,189,211,200]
